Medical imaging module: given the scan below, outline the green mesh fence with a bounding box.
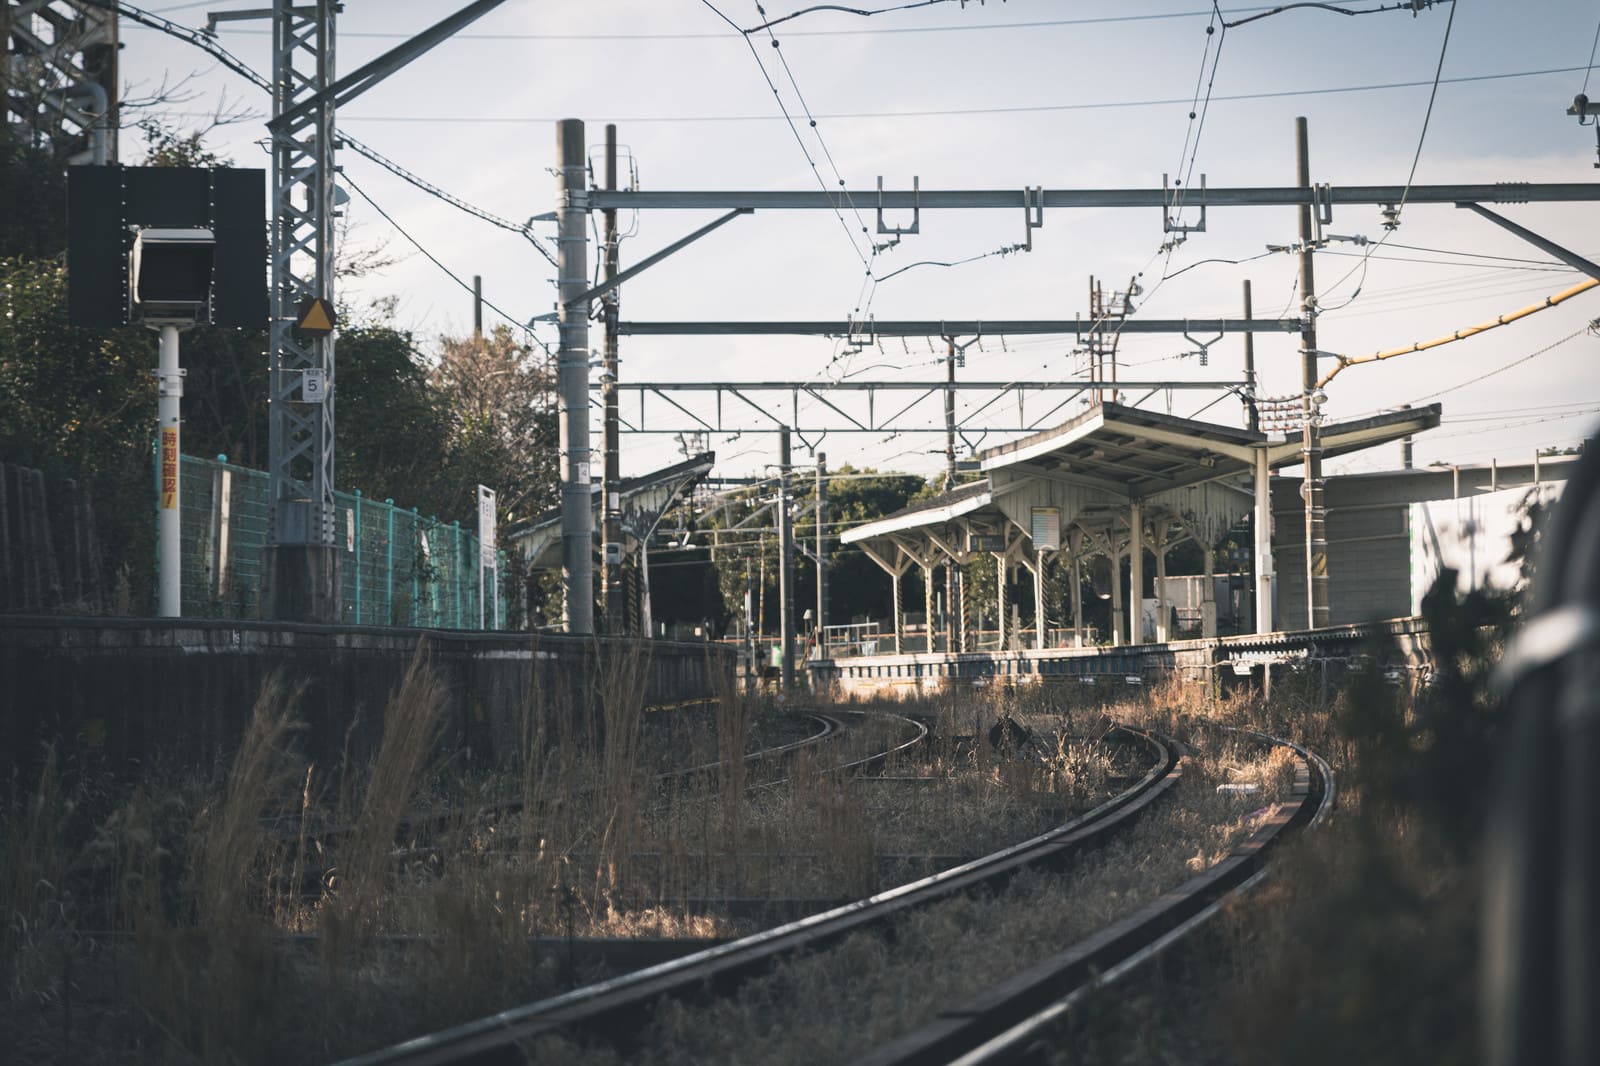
[171,453,507,628]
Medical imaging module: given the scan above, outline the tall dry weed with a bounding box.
[132,672,304,1063]
[323,643,446,947]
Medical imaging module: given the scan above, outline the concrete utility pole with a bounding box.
[944,339,957,492]
[1296,117,1330,629]
[472,273,482,337]
[556,118,594,635]
[778,427,795,692]
[815,451,829,660]
[601,123,625,633]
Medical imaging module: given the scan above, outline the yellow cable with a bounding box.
[1318,276,1600,389]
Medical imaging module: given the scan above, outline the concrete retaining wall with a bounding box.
[1,616,732,775]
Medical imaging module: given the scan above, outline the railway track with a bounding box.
[847,728,1334,1066]
[330,726,1177,1066]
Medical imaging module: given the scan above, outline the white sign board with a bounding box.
[477,485,497,566]
[477,485,499,629]
[1030,506,1061,551]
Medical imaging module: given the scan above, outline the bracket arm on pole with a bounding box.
[567,208,753,309]
[270,0,509,131]
[1456,202,1600,281]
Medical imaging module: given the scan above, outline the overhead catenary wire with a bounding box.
[1317,0,1457,312]
[99,2,561,270]
[1582,9,1600,98]
[341,171,550,353]
[273,65,1600,127]
[697,0,876,275]
[1217,0,1449,30]
[1407,327,1593,403]
[199,3,1440,42]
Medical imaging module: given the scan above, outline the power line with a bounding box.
[342,171,549,352]
[698,0,876,276]
[1407,327,1591,404]
[1318,0,1456,311]
[197,6,1301,42]
[748,1,887,321]
[1317,249,1571,271]
[1583,9,1600,98]
[101,3,561,268]
[1379,241,1566,267]
[1218,0,1446,30]
[193,65,1600,126]
[341,135,560,269]
[743,0,956,34]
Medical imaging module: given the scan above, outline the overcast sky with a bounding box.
[120,0,1600,485]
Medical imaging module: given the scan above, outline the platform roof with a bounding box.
[978,401,1440,497]
[842,401,1441,553]
[507,452,714,568]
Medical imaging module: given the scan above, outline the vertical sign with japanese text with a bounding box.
[477,485,498,629]
[160,427,179,510]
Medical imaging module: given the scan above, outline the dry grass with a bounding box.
[1034,654,1488,1066]
[1,653,1162,1064]
[526,727,1296,1066]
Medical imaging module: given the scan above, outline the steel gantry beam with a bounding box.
[603,379,1248,435]
[618,318,1302,336]
[589,182,1600,211]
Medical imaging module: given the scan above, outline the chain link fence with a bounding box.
[171,453,506,628]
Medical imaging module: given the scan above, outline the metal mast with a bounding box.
[3,1,117,164]
[266,0,339,620]
[602,123,624,633]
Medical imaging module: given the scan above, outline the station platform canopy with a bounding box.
[840,401,1440,653]
[507,451,714,570]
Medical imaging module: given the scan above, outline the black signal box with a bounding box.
[67,166,266,329]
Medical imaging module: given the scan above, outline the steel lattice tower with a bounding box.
[265,0,339,619]
[3,0,117,163]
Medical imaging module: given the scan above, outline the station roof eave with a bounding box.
[839,479,997,545]
[506,451,715,568]
[978,401,1265,498]
[978,400,1442,497]
[1262,403,1442,466]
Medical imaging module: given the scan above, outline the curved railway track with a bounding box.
[847,728,1334,1066]
[331,726,1177,1066]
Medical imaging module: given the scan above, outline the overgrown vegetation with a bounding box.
[1028,556,1527,1066]
[1,644,1143,1064]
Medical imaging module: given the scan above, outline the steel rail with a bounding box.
[849,731,1333,1066]
[331,727,1179,1066]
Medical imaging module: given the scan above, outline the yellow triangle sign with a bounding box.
[297,297,336,336]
